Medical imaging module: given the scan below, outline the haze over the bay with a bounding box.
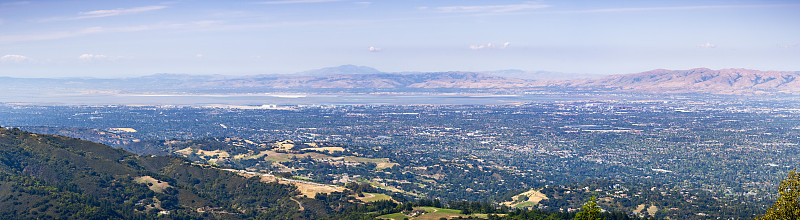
[1,0,799,78]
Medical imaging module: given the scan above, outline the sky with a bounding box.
[0,0,799,78]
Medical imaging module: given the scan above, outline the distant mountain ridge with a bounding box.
[481,69,603,80]
[131,67,800,95]
[201,71,534,89]
[1,66,798,96]
[297,65,383,75]
[556,68,800,95]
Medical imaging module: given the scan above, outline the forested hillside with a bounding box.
[0,127,307,219]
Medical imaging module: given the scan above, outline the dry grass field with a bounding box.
[501,188,548,208]
[134,176,171,193]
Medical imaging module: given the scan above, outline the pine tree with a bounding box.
[574,196,602,220]
[760,169,800,220]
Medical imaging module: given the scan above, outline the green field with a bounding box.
[291,175,312,181]
[513,201,537,208]
[358,193,392,202]
[376,212,410,220]
[344,156,398,169]
[377,206,487,220]
[418,206,461,214]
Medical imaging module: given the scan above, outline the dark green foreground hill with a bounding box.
[0,127,306,219]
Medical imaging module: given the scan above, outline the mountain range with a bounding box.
[1,65,798,95]
[197,71,533,89]
[553,68,800,95]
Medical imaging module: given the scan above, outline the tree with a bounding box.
[760,169,800,220]
[404,202,414,211]
[574,196,602,220]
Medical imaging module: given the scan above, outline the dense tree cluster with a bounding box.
[759,169,800,220]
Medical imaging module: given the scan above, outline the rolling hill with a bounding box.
[0,127,326,219]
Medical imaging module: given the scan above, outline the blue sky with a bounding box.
[0,0,798,77]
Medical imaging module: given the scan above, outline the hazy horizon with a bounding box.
[0,63,590,78]
[1,0,799,77]
[2,64,792,80]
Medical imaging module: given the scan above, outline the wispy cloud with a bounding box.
[0,1,30,7]
[79,54,105,61]
[0,27,103,43]
[41,5,167,21]
[368,46,381,52]
[554,4,800,14]
[698,42,716,48]
[256,0,343,5]
[0,18,355,44]
[470,42,510,50]
[0,54,30,63]
[78,53,120,61]
[79,5,166,18]
[0,21,211,44]
[435,2,550,14]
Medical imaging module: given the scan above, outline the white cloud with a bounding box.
[436,3,550,14]
[196,54,204,58]
[78,54,112,61]
[469,42,510,50]
[80,6,167,18]
[778,43,799,49]
[368,46,381,52]
[257,0,343,5]
[41,5,167,21]
[698,42,716,48]
[0,54,30,63]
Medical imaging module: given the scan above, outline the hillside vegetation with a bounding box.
[0,127,309,219]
